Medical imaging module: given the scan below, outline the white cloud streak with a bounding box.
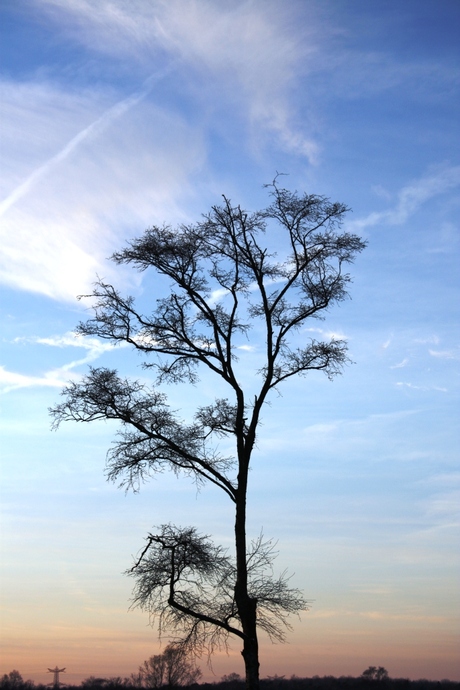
[0,78,204,301]
[429,349,460,360]
[351,165,460,231]
[26,331,125,364]
[304,326,348,341]
[396,382,448,393]
[390,359,409,369]
[0,68,174,218]
[1,332,125,394]
[0,365,66,394]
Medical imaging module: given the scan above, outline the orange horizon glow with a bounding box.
[3,618,459,685]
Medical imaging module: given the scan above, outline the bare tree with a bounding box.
[137,643,201,689]
[361,668,389,682]
[51,180,366,690]
[0,672,33,690]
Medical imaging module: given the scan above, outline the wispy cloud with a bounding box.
[415,336,440,345]
[0,365,66,394]
[304,326,348,341]
[21,331,126,366]
[36,0,319,162]
[429,349,460,360]
[0,0,320,304]
[0,78,204,301]
[258,409,419,455]
[0,69,173,218]
[396,382,448,393]
[350,165,460,231]
[1,332,125,394]
[390,358,409,369]
[207,287,230,307]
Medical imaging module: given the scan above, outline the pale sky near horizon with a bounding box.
[1,0,459,685]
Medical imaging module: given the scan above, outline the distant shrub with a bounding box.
[0,672,34,690]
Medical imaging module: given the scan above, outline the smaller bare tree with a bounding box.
[136,644,201,689]
[129,525,305,657]
[361,668,389,682]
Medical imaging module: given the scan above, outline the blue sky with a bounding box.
[1,0,459,684]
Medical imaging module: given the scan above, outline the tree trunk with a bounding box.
[234,461,260,690]
[241,599,260,690]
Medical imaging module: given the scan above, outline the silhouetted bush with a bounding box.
[0,672,34,690]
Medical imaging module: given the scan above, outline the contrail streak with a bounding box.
[0,66,174,218]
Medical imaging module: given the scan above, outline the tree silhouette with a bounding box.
[51,180,366,690]
[361,669,389,682]
[0,672,33,690]
[135,643,201,689]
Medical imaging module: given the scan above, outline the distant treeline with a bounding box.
[2,670,460,690]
